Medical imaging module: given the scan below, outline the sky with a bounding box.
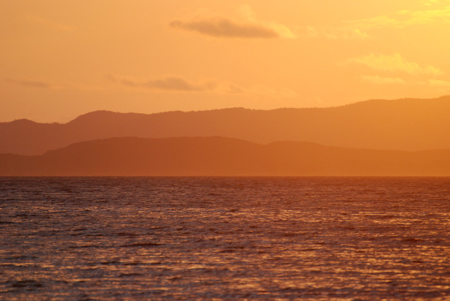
[1,0,450,123]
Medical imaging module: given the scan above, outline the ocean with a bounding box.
[1,177,449,300]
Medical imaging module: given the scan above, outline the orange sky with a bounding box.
[1,0,450,122]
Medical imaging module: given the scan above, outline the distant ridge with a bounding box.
[1,96,450,155]
[1,137,449,176]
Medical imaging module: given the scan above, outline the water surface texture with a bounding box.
[1,177,450,300]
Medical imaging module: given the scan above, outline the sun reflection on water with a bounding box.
[0,177,449,299]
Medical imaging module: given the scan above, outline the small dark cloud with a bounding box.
[169,18,280,38]
[107,75,215,92]
[105,74,297,97]
[226,84,246,94]
[143,77,215,91]
[5,78,51,88]
[104,74,117,83]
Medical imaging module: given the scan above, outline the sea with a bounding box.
[1,177,449,300]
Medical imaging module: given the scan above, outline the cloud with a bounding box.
[305,26,370,40]
[5,78,51,88]
[345,53,444,76]
[170,19,280,38]
[143,77,215,91]
[428,79,450,86]
[401,6,450,25]
[107,75,215,92]
[106,74,297,98]
[303,3,450,40]
[170,6,295,39]
[346,6,450,30]
[361,75,406,85]
[423,0,441,5]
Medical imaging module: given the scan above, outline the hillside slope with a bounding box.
[1,96,450,155]
[1,137,449,176]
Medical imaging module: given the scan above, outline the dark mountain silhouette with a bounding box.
[1,96,450,155]
[1,137,449,176]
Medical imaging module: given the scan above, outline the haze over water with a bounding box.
[1,177,449,300]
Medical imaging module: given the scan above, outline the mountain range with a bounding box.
[1,137,449,176]
[1,96,450,156]
[1,96,450,176]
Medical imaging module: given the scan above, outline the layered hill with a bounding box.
[1,96,450,155]
[1,137,449,176]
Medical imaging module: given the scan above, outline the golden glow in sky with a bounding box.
[1,0,450,122]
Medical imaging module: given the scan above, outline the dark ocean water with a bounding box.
[0,177,449,300]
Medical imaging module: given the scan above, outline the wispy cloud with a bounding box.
[423,0,441,6]
[344,53,444,76]
[305,4,450,40]
[5,78,51,88]
[428,79,450,86]
[170,19,281,39]
[361,75,406,85]
[358,76,450,87]
[106,74,297,98]
[305,26,370,40]
[358,75,450,87]
[170,5,295,39]
[106,75,215,92]
[345,6,450,30]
